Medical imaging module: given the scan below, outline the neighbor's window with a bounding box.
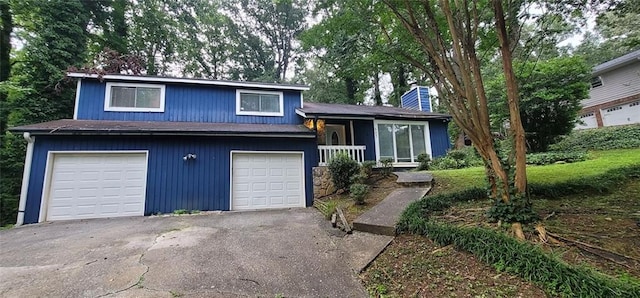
[104,82,165,112]
[236,90,284,116]
[590,76,603,88]
[376,121,430,163]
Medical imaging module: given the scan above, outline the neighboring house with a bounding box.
[576,50,640,129]
[10,74,450,224]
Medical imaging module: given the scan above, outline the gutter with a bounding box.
[16,132,35,226]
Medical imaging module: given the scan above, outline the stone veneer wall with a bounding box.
[312,167,336,199]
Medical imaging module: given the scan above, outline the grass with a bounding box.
[386,148,640,297]
[431,149,640,192]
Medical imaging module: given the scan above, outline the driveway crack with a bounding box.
[94,231,163,298]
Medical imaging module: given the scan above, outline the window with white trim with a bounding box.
[105,82,165,112]
[236,90,284,116]
[376,121,430,163]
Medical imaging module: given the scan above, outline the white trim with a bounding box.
[229,151,306,211]
[68,72,310,91]
[104,82,166,112]
[38,150,149,222]
[16,133,35,226]
[235,89,284,117]
[373,120,433,165]
[417,86,423,111]
[300,92,304,108]
[295,109,307,117]
[73,79,82,119]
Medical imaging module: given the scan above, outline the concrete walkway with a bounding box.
[353,172,433,236]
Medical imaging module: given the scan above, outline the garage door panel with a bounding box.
[232,153,304,210]
[45,153,147,221]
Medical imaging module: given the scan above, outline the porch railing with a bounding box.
[318,145,366,166]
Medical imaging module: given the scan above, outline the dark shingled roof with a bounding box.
[10,119,315,138]
[296,102,451,120]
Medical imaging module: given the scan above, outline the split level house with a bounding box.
[576,49,640,129]
[11,73,451,224]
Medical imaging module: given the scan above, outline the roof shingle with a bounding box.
[10,119,315,137]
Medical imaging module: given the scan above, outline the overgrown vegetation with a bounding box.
[395,149,640,296]
[397,166,640,297]
[549,124,640,151]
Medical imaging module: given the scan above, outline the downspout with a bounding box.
[16,132,35,226]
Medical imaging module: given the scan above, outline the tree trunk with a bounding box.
[345,77,357,104]
[493,0,527,195]
[373,73,383,106]
[1,1,12,137]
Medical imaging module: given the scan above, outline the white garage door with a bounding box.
[232,152,305,210]
[44,152,147,221]
[602,101,640,127]
[576,112,597,130]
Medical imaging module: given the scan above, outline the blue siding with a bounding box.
[352,120,376,161]
[429,120,451,157]
[24,135,317,224]
[77,80,303,124]
[418,87,431,112]
[401,88,419,110]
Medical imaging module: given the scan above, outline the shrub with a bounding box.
[361,160,377,178]
[380,158,394,176]
[430,147,484,170]
[549,124,640,151]
[350,183,369,205]
[526,151,588,165]
[327,153,360,190]
[416,153,431,171]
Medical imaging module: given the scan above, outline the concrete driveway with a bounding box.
[0,209,386,297]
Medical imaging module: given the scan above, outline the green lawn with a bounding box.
[431,149,640,192]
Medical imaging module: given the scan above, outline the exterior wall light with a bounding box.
[183,153,197,161]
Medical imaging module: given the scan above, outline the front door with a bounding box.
[325,125,346,145]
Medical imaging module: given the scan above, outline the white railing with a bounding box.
[318,145,366,166]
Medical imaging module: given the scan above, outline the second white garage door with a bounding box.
[43,152,148,221]
[602,101,640,126]
[232,152,305,210]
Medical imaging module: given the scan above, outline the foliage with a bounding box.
[430,148,484,170]
[549,124,640,152]
[379,158,394,177]
[314,199,339,220]
[360,160,377,179]
[525,151,588,165]
[397,183,640,297]
[487,56,590,152]
[416,153,430,171]
[1,0,93,226]
[327,153,360,191]
[430,149,640,193]
[349,183,369,205]
[573,1,640,66]
[486,197,539,224]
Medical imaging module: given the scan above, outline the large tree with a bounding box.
[379,0,533,236]
[1,0,95,225]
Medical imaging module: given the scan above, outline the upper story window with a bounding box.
[236,90,284,116]
[104,82,165,112]
[590,76,603,88]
